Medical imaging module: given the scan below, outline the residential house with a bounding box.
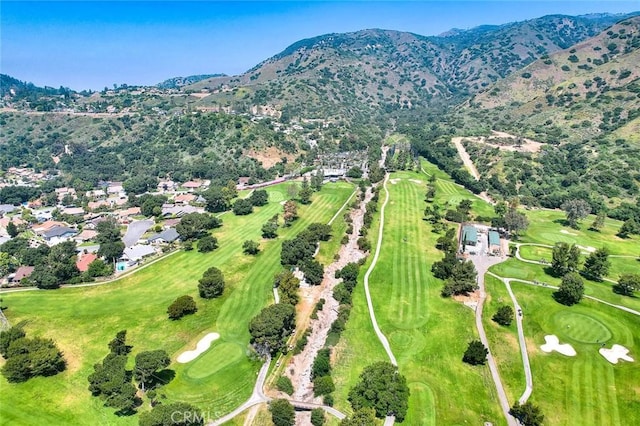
[74,229,98,243]
[33,220,66,234]
[62,207,85,216]
[0,204,17,215]
[181,181,203,191]
[174,193,196,204]
[43,226,77,246]
[147,228,180,245]
[116,207,142,223]
[123,244,156,262]
[88,200,111,211]
[9,266,34,285]
[76,253,98,272]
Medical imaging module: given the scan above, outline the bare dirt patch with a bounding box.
[246,147,294,169]
[459,131,544,154]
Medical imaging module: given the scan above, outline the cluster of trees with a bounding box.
[328,263,361,345]
[346,362,410,422]
[262,214,280,239]
[312,348,335,405]
[96,218,125,263]
[614,274,640,297]
[167,295,197,320]
[88,331,171,415]
[0,324,66,383]
[493,201,529,236]
[509,401,544,426]
[554,272,585,306]
[248,303,296,356]
[280,223,331,285]
[269,399,296,426]
[431,228,478,296]
[139,402,204,426]
[202,181,239,213]
[357,186,380,252]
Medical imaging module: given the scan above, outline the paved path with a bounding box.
[488,272,533,404]
[469,255,519,426]
[362,173,397,367]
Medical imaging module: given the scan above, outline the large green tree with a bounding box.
[249,303,296,355]
[269,399,295,426]
[551,242,581,277]
[139,402,204,426]
[555,272,584,306]
[198,267,225,298]
[613,273,640,297]
[582,247,610,281]
[134,350,170,391]
[462,340,488,365]
[561,199,591,228]
[510,401,544,426]
[347,362,410,422]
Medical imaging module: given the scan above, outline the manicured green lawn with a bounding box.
[510,283,639,425]
[332,169,504,424]
[0,182,354,425]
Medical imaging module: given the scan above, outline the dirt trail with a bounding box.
[451,137,481,180]
[287,186,373,402]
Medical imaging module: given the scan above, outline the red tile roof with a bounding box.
[76,253,98,272]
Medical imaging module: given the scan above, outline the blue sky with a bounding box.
[1,1,638,90]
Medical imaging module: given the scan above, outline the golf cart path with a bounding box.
[487,272,533,404]
[469,255,519,426]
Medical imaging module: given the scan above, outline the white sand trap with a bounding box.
[540,335,576,356]
[409,179,422,184]
[599,344,634,364]
[577,245,596,253]
[560,230,578,236]
[279,200,287,205]
[177,333,220,363]
[389,179,400,185]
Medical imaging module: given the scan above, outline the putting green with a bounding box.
[553,311,612,344]
[269,189,284,202]
[405,382,436,425]
[389,329,426,356]
[185,341,245,379]
[539,232,575,244]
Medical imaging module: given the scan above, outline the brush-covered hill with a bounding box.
[186,13,636,121]
[467,15,640,144]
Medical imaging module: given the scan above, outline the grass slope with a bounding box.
[332,168,504,424]
[0,182,354,425]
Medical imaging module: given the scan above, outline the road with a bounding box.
[468,254,519,426]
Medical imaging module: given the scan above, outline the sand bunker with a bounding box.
[409,179,422,184]
[540,335,576,356]
[599,344,634,364]
[279,200,286,205]
[177,333,220,363]
[389,179,400,185]
[560,230,578,236]
[577,245,596,253]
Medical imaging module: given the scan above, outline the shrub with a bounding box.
[313,375,335,396]
[167,295,197,320]
[463,340,488,365]
[276,376,294,395]
[197,235,218,252]
[242,240,260,255]
[198,267,225,299]
[492,305,514,326]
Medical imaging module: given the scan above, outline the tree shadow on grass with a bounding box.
[148,369,176,388]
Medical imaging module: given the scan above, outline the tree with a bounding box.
[340,408,377,425]
[248,303,296,355]
[347,362,409,422]
[1,336,66,383]
[86,259,113,278]
[108,330,132,356]
[98,241,125,264]
[283,200,298,226]
[582,247,610,281]
[463,340,488,365]
[203,186,230,213]
[6,221,18,238]
[269,399,295,426]
[286,184,299,200]
[197,235,218,253]
[233,198,253,215]
[139,402,204,426]
[249,189,269,206]
[276,376,294,395]
[300,259,324,285]
[617,218,639,238]
[176,213,221,240]
[561,199,591,228]
[313,375,335,396]
[312,348,331,379]
[441,260,477,297]
[299,178,313,205]
[555,272,584,306]
[198,267,225,299]
[0,325,26,357]
[274,270,300,306]
[346,166,363,178]
[167,295,197,320]
[311,170,324,191]
[492,305,514,326]
[311,407,326,426]
[613,273,640,296]
[134,350,170,391]
[504,208,529,236]
[551,242,581,276]
[510,401,544,426]
[589,210,606,231]
[494,201,508,218]
[242,240,260,255]
[261,220,278,239]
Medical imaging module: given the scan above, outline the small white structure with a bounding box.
[540,335,576,356]
[599,344,634,364]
